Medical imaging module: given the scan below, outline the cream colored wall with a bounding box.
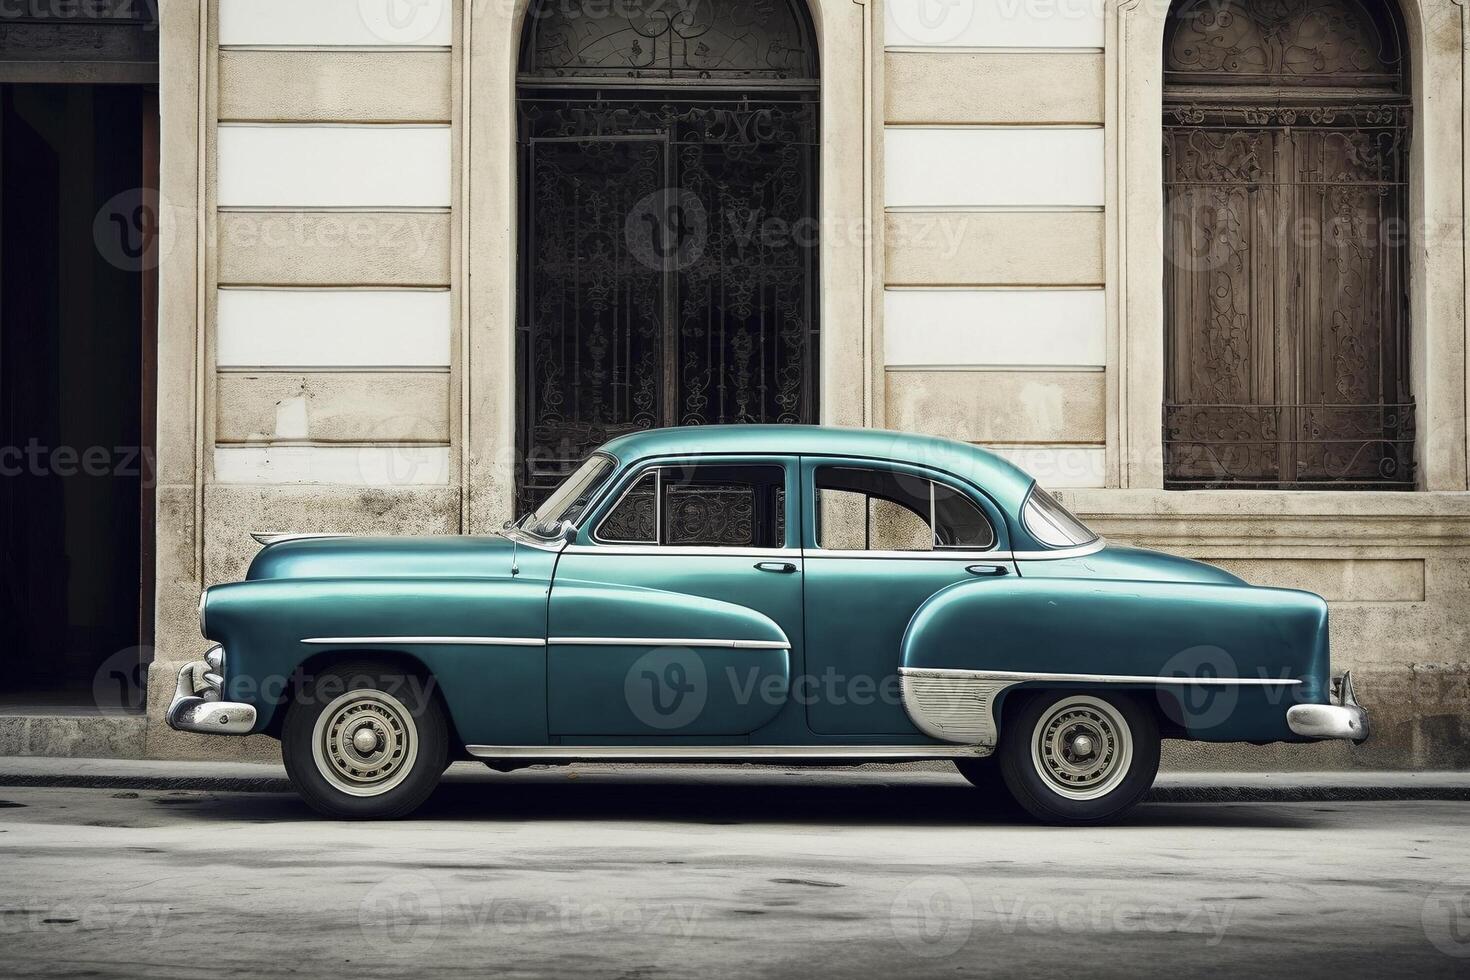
[130,0,1469,768]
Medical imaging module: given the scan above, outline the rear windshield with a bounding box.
[1021,486,1098,549]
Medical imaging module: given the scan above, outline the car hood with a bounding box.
[246,533,547,581]
[1045,544,1246,586]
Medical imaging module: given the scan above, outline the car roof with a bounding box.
[599,424,1037,513]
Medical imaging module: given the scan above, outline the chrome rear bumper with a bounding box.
[1287,671,1369,742]
[165,647,257,736]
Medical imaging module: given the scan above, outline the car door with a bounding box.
[800,457,1014,735]
[546,456,802,738]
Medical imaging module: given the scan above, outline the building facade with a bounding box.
[1,0,1467,769]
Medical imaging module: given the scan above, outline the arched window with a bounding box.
[1162,0,1413,488]
[514,0,821,511]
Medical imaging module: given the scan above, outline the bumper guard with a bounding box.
[1287,671,1369,742]
[166,646,257,736]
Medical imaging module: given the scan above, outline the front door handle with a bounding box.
[754,561,797,574]
[966,563,1009,577]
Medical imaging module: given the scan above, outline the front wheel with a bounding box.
[281,660,449,819]
[996,691,1159,825]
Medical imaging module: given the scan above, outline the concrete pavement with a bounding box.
[2,766,1469,978]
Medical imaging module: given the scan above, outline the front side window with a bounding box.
[521,454,615,537]
[813,466,995,552]
[1022,486,1097,549]
[597,464,787,549]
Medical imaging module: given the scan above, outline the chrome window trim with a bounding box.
[465,744,992,761]
[302,636,547,647]
[804,549,1011,562]
[548,636,789,650]
[591,467,661,546]
[899,666,1301,686]
[810,464,998,555]
[563,544,802,559]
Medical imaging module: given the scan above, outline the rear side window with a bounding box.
[813,466,995,552]
[1022,486,1097,548]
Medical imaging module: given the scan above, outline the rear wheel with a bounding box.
[997,691,1159,825]
[281,660,449,819]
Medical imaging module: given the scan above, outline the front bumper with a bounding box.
[1287,671,1369,742]
[165,646,257,736]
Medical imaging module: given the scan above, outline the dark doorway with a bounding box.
[0,74,158,705]
[513,0,822,512]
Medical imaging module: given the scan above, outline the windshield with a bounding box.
[1021,486,1098,549]
[519,455,616,537]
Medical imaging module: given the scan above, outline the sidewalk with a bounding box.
[0,756,1467,802]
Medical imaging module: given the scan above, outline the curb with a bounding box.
[0,770,1466,803]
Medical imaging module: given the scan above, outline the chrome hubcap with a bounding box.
[311,690,418,798]
[1031,696,1133,801]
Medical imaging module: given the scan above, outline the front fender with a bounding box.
[203,577,551,744]
[899,577,1330,745]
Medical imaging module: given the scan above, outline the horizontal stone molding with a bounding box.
[885,51,1103,125]
[216,372,451,444]
[218,210,452,287]
[219,50,452,123]
[202,483,461,586]
[885,210,1103,286]
[887,370,1105,444]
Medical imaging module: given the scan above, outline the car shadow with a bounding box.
[155,767,1325,830]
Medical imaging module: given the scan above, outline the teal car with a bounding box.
[170,425,1367,823]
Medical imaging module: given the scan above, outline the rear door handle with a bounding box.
[755,561,798,574]
[966,563,1009,577]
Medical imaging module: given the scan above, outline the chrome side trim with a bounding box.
[898,665,1302,747]
[250,531,352,547]
[900,667,1302,687]
[302,636,547,647]
[547,637,789,650]
[1011,538,1107,561]
[901,671,1012,745]
[465,744,992,761]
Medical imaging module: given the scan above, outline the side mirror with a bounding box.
[558,520,579,543]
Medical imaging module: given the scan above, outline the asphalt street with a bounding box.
[1,767,1468,979]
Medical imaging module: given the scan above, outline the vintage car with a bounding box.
[170,425,1367,823]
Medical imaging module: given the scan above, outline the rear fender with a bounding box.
[898,576,1330,746]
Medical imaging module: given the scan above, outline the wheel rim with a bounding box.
[1029,695,1133,801]
[311,689,419,798]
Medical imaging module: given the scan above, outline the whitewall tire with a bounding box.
[997,690,1160,825]
[282,660,449,819]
